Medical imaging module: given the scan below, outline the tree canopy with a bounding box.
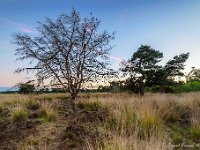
[13,9,115,101]
[122,45,163,95]
[186,67,200,82]
[122,45,189,94]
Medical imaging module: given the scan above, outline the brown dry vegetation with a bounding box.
[0,92,200,150]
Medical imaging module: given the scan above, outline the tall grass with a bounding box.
[85,92,200,150]
[1,92,200,149]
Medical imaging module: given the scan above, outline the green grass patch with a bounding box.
[167,123,200,144]
[190,127,200,139]
[174,81,200,92]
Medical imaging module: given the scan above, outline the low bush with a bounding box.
[18,83,35,94]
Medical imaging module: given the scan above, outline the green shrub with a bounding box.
[174,81,200,92]
[19,83,35,94]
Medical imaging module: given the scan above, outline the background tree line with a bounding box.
[97,45,200,94]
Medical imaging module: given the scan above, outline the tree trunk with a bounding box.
[139,85,144,96]
[70,93,77,113]
[138,77,144,96]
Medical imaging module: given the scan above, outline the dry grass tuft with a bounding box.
[38,103,57,122]
[9,105,28,123]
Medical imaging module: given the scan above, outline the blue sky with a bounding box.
[0,0,200,86]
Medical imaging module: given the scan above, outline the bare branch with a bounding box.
[13,9,115,97]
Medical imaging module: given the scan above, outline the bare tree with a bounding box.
[13,9,115,110]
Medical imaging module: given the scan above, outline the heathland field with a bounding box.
[1,92,200,150]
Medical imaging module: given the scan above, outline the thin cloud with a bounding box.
[119,10,128,27]
[0,17,36,33]
[108,55,123,62]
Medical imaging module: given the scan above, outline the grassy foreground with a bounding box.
[0,92,200,149]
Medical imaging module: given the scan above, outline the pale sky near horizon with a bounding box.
[0,0,200,87]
